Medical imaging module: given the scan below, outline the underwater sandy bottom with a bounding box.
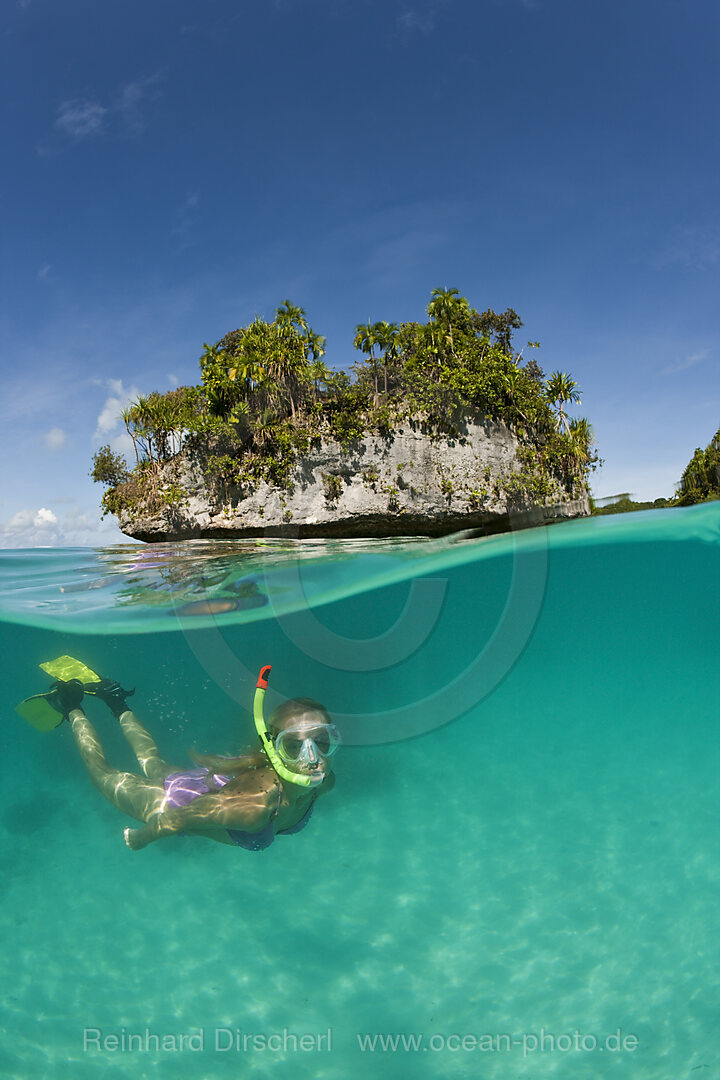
[2,673,718,1080]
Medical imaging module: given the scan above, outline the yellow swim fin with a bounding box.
[17,656,105,730]
[15,693,64,732]
[39,655,102,685]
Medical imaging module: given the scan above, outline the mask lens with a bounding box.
[275,724,340,764]
[280,736,305,760]
[312,729,332,755]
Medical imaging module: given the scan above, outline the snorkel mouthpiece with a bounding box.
[253,666,320,788]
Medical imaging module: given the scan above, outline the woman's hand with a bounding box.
[124,822,159,850]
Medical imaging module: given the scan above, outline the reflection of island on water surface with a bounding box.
[56,536,441,615]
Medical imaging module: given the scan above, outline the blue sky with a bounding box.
[1,0,718,546]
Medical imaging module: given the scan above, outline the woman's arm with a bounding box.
[124,788,273,850]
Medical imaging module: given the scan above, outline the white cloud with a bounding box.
[109,430,136,460]
[5,510,30,534]
[0,504,125,549]
[117,74,162,134]
[6,510,34,532]
[94,379,140,440]
[661,350,709,376]
[44,427,67,450]
[4,507,58,544]
[55,99,108,139]
[398,3,442,36]
[34,507,57,526]
[37,263,54,283]
[40,72,162,154]
[397,0,475,38]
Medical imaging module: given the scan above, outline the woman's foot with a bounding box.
[51,679,84,719]
[94,679,135,718]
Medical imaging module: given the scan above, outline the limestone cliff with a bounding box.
[117,415,590,542]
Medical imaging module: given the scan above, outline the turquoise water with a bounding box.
[1,505,718,1079]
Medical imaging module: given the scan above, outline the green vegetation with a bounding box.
[591,427,719,516]
[92,289,599,522]
[592,495,671,516]
[91,444,131,488]
[322,473,344,505]
[675,427,720,506]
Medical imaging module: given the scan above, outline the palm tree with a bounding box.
[308,358,330,402]
[546,371,581,434]
[354,320,379,400]
[276,300,308,338]
[305,329,326,364]
[372,320,400,397]
[228,399,250,430]
[252,409,278,450]
[147,392,177,463]
[568,417,593,473]
[199,341,229,373]
[428,286,461,319]
[131,395,157,464]
[229,357,266,398]
[304,330,328,402]
[423,322,444,378]
[569,416,595,481]
[122,405,141,468]
[427,287,469,356]
[199,342,235,419]
[273,307,313,418]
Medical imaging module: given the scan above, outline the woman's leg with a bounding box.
[116,708,173,781]
[68,708,167,823]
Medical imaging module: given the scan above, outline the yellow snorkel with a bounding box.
[254,666,323,787]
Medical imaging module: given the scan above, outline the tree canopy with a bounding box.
[92,288,597,518]
[675,428,720,505]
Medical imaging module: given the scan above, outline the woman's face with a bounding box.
[272,712,339,778]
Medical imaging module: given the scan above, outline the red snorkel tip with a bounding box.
[256,665,272,690]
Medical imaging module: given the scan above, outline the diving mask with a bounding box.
[275,722,341,769]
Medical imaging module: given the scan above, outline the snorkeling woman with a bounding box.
[16,658,339,852]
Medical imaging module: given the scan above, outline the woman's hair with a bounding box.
[189,697,331,786]
[268,697,331,736]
